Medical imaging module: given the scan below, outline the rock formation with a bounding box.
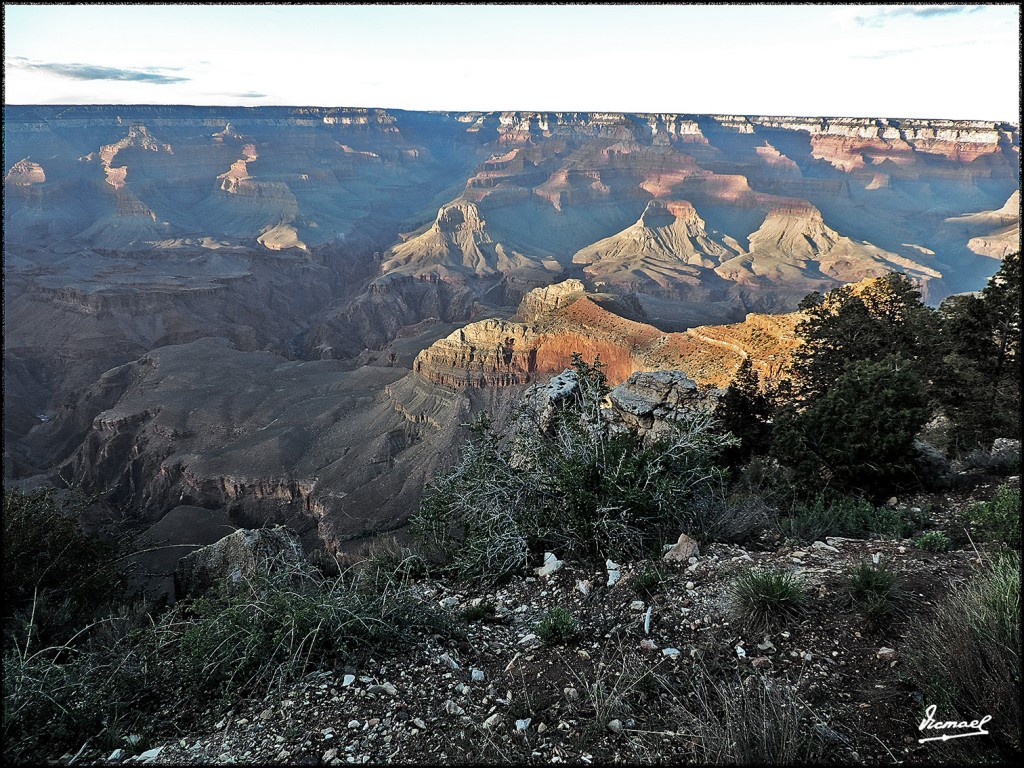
[414,280,803,390]
[573,199,741,296]
[174,526,305,600]
[3,104,1018,555]
[945,190,1021,259]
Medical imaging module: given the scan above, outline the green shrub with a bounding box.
[3,617,159,763]
[631,565,664,598]
[904,552,1020,759]
[968,484,1021,549]
[913,530,951,553]
[730,569,807,631]
[535,607,577,644]
[773,356,930,497]
[846,562,902,626]
[3,488,129,650]
[779,494,913,541]
[155,559,450,696]
[413,356,733,584]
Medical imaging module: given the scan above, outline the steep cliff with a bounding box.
[26,337,520,549]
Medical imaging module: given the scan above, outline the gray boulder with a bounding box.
[174,526,305,600]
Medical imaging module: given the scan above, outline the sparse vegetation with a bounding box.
[968,483,1021,549]
[904,552,1021,759]
[412,355,733,584]
[534,606,577,644]
[2,521,452,763]
[846,561,902,626]
[913,530,951,553]
[462,601,498,622]
[672,665,824,764]
[630,565,664,598]
[730,569,807,631]
[157,556,452,697]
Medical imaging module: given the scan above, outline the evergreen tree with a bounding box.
[716,357,772,463]
[936,252,1021,450]
[773,357,929,496]
[791,273,938,402]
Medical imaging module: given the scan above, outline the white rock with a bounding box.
[471,668,485,682]
[630,600,645,611]
[576,579,591,596]
[138,747,164,762]
[516,718,532,732]
[108,749,124,761]
[483,713,504,730]
[606,559,621,586]
[439,652,460,671]
[877,647,898,661]
[412,718,427,730]
[445,700,465,716]
[536,552,564,577]
[735,644,747,659]
[811,541,839,552]
[662,647,681,657]
[342,674,356,687]
[519,633,539,646]
[607,718,623,733]
[644,606,652,635]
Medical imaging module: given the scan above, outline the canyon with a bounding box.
[3,105,1020,551]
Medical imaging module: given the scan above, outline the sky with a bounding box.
[3,3,1020,121]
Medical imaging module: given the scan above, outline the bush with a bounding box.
[779,494,914,541]
[358,536,431,588]
[968,484,1021,549]
[772,357,930,497]
[413,356,733,584]
[4,548,452,762]
[730,569,807,631]
[846,562,902,626]
[677,666,824,764]
[904,552,1020,759]
[3,611,159,763]
[535,607,577,644]
[155,556,451,696]
[3,488,129,651]
[913,530,951,553]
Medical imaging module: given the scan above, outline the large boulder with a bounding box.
[605,370,708,439]
[173,526,305,600]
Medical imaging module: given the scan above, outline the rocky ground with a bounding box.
[49,479,1019,768]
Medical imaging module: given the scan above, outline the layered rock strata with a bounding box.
[413,281,803,390]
